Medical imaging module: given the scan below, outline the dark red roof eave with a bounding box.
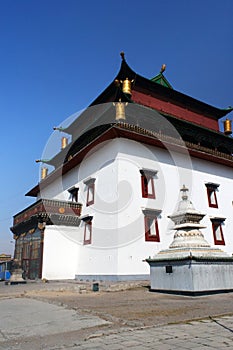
[90,59,232,120]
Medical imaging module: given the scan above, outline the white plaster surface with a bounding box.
[39,137,233,280]
[149,261,233,292]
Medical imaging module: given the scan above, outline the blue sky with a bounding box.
[1,0,233,254]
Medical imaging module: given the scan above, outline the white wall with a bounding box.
[42,225,81,280]
[40,137,233,279]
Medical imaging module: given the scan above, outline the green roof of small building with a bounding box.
[151,72,173,89]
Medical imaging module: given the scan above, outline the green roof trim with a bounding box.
[151,73,173,89]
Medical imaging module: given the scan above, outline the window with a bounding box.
[84,178,96,206]
[82,216,93,245]
[68,186,79,202]
[142,209,161,242]
[87,183,95,206]
[140,169,157,199]
[205,183,219,208]
[211,218,225,245]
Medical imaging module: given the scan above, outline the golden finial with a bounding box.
[121,77,134,95]
[160,64,166,74]
[61,137,68,150]
[223,118,232,135]
[120,51,125,60]
[41,167,48,180]
[113,99,128,121]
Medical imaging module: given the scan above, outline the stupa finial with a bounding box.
[180,184,189,201]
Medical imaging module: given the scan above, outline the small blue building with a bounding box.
[0,254,12,281]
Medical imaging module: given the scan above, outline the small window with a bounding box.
[82,216,93,245]
[87,183,95,206]
[84,221,92,245]
[142,208,161,242]
[205,183,219,208]
[68,186,79,202]
[211,218,225,245]
[140,169,157,199]
[84,178,96,206]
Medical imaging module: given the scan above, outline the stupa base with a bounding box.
[147,256,233,295]
[7,268,26,285]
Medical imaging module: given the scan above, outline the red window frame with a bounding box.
[207,187,218,208]
[84,220,92,245]
[140,170,156,199]
[211,220,225,245]
[144,215,160,242]
[86,182,95,206]
[205,183,219,208]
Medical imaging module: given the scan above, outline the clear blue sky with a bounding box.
[1,0,233,254]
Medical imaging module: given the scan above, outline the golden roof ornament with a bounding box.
[223,118,232,135]
[41,167,48,180]
[121,77,134,95]
[160,64,166,74]
[61,136,68,150]
[113,99,128,121]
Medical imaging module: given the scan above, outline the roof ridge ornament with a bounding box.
[120,51,125,61]
[151,64,173,89]
[160,64,166,74]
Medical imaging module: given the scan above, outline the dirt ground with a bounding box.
[1,281,233,349]
[24,284,233,327]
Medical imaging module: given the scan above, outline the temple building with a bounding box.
[11,53,233,281]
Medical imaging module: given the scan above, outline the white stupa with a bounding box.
[155,185,228,259]
[147,185,233,295]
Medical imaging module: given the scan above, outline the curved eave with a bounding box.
[133,74,232,120]
[90,58,232,119]
[163,112,233,151]
[49,58,232,169]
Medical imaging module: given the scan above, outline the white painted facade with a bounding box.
[40,137,233,280]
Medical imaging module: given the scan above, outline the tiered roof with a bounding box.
[26,53,233,197]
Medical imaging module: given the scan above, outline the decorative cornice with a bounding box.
[11,199,82,236]
[11,213,81,236]
[116,122,233,162]
[25,121,233,198]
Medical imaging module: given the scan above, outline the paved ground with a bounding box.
[0,280,233,349]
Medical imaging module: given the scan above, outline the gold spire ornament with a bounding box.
[223,118,232,135]
[121,77,134,95]
[61,137,68,150]
[41,167,48,180]
[160,64,166,74]
[113,100,128,121]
